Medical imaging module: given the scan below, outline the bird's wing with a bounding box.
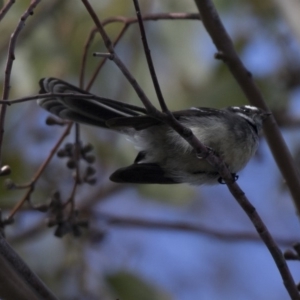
[172,107,225,119]
[109,163,179,184]
[107,107,226,130]
[38,78,226,130]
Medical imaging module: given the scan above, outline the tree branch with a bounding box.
[194,0,300,298]
[194,0,300,216]
[0,234,58,300]
[94,212,300,247]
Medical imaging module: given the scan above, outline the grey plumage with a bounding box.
[38,77,270,185]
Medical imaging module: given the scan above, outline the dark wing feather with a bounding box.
[106,116,161,130]
[38,78,147,128]
[107,108,226,130]
[109,163,179,184]
[172,107,225,119]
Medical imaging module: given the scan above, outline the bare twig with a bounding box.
[0,0,62,58]
[85,23,129,91]
[133,0,168,112]
[0,0,15,22]
[7,183,125,245]
[7,206,300,248]
[94,212,300,247]
[80,13,200,91]
[81,0,158,115]
[0,0,41,167]
[7,123,73,220]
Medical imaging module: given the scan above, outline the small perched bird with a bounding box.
[38,78,270,185]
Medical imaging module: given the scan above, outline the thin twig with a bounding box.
[0,0,61,58]
[7,123,73,220]
[7,183,125,245]
[94,212,300,247]
[133,0,168,112]
[0,0,41,167]
[80,13,200,91]
[0,0,15,22]
[7,206,300,248]
[80,16,126,90]
[81,0,157,114]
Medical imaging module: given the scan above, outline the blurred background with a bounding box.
[1,0,300,299]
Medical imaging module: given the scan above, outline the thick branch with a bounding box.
[194,0,300,216]
[194,0,300,298]
[0,234,58,300]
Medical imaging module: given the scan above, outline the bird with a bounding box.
[37,77,270,185]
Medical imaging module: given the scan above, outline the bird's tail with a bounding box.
[38,77,147,129]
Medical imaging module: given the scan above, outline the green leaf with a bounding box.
[106,271,171,300]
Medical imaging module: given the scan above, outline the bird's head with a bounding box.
[227,105,271,134]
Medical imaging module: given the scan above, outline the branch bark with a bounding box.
[0,234,58,300]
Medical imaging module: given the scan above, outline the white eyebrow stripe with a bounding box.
[244,105,259,110]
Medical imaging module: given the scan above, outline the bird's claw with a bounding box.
[218,173,239,184]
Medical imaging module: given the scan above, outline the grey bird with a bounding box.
[38,77,270,185]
